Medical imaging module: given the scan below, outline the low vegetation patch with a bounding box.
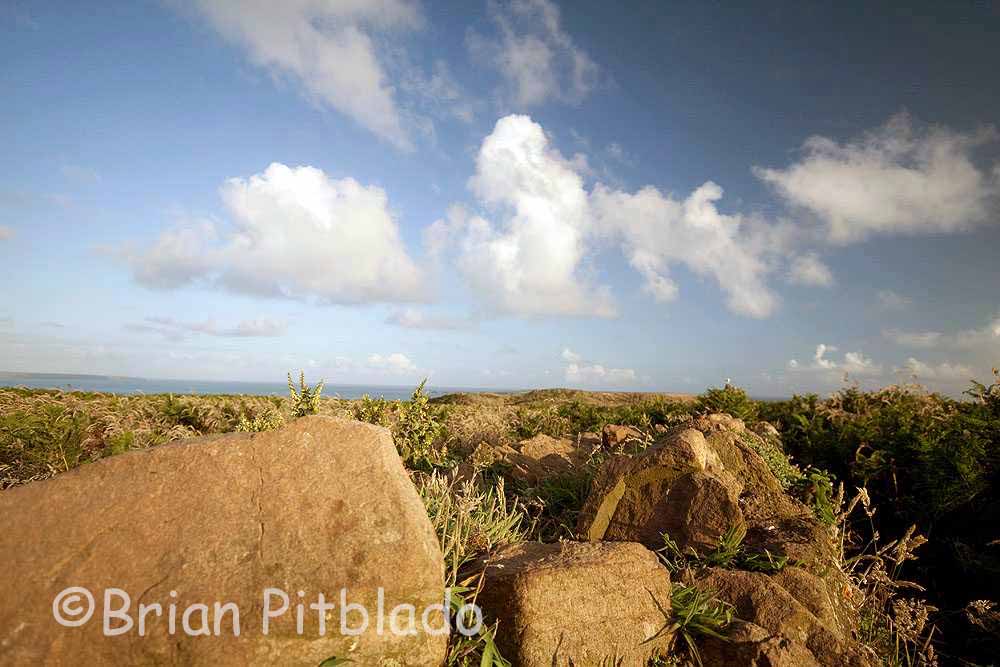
[417,473,527,667]
[666,584,736,667]
[658,525,790,575]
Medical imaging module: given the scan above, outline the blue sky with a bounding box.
[1,0,999,396]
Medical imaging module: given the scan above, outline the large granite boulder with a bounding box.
[0,416,447,666]
[693,567,868,667]
[474,541,673,666]
[577,427,744,552]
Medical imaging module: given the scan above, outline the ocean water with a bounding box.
[0,373,500,401]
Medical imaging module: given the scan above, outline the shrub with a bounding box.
[761,378,1000,665]
[694,383,758,421]
[287,371,324,418]
[736,428,801,490]
[555,398,690,435]
[395,379,447,471]
[353,393,391,427]
[236,409,284,433]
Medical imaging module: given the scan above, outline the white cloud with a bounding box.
[126,221,217,289]
[433,114,787,319]
[429,115,615,317]
[895,357,974,381]
[0,225,13,240]
[813,343,839,370]
[842,351,881,376]
[385,308,477,330]
[954,315,1000,349]
[561,347,581,363]
[468,0,598,107]
[591,182,780,318]
[756,112,1000,243]
[558,348,636,386]
[788,344,882,377]
[127,316,287,341]
[187,0,422,149]
[124,163,424,304]
[565,362,636,386]
[877,289,912,310]
[787,252,834,287]
[366,352,418,374]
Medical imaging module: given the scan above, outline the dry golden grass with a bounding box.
[0,388,354,489]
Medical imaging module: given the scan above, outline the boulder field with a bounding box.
[0,413,870,666]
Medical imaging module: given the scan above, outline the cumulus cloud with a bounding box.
[756,112,1000,243]
[124,163,424,304]
[565,362,636,386]
[787,252,834,287]
[126,221,217,289]
[126,316,287,341]
[561,347,582,363]
[877,289,912,310]
[0,225,13,240]
[432,115,788,319]
[788,344,882,377]
[591,181,780,318]
[468,0,598,107]
[187,0,422,149]
[558,348,636,386]
[427,115,614,317]
[954,315,1000,349]
[385,308,477,330]
[895,357,974,381]
[366,352,418,374]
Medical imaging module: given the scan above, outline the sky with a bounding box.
[1,0,999,396]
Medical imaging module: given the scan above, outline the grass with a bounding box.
[417,473,528,667]
[658,525,790,575]
[666,584,736,667]
[514,465,596,541]
[417,472,529,587]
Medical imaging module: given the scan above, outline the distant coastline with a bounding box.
[0,372,505,401]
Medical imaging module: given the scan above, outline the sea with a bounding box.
[0,372,503,401]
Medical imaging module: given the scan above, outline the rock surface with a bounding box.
[600,423,645,451]
[576,414,867,665]
[473,434,590,485]
[694,567,868,667]
[698,619,823,667]
[475,541,673,666]
[0,416,447,666]
[577,426,743,552]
